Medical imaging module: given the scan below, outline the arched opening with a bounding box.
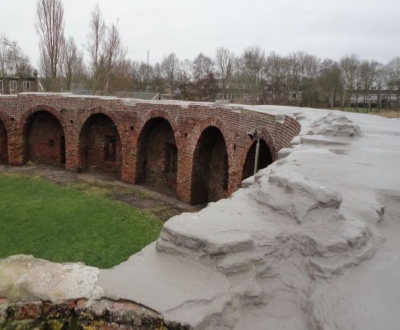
[24,111,66,166]
[79,114,122,176]
[0,119,8,164]
[191,126,228,204]
[136,118,178,193]
[242,139,273,180]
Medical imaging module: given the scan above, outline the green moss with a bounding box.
[46,319,65,330]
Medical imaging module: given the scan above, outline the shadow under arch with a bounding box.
[190,125,229,205]
[241,139,273,180]
[135,117,178,193]
[0,110,10,164]
[22,107,66,166]
[79,113,122,176]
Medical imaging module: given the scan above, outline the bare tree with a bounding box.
[132,60,165,93]
[265,52,287,104]
[285,52,303,104]
[0,35,9,77]
[0,34,33,77]
[177,59,192,88]
[102,22,127,94]
[192,53,214,81]
[35,0,65,91]
[215,47,234,99]
[189,53,215,100]
[241,47,265,83]
[374,63,386,110]
[151,63,165,93]
[86,5,127,95]
[238,46,266,103]
[299,53,320,107]
[358,60,379,110]
[339,54,360,109]
[107,58,134,93]
[161,53,179,93]
[61,36,85,90]
[385,57,400,109]
[87,4,106,94]
[318,59,343,109]
[133,60,154,91]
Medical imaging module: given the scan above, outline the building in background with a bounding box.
[0,70,39,95]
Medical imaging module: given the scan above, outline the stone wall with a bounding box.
[0,297,190,329]
[0,94,301,204]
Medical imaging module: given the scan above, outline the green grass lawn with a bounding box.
[0,174,163,268]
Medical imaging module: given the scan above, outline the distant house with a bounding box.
[348,85,399,109]
[0,70,39,94]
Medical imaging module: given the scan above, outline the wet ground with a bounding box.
[0,163,202,222]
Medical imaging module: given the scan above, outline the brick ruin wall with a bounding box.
[0,297,189,329]
[0,94,301,204]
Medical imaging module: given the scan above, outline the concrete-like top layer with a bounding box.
[1,105,400,330]
[7,93,300,117]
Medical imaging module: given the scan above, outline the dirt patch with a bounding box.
[0,164,202,222]
[374,110,400,118]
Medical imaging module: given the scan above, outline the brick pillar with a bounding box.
[227,146,244,193]
[120,126,136,183]
[7,124,24,165]
[64,122,80,172]
[176,140,192,203]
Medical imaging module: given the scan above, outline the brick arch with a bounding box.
[260,127,277,161]
[134,110,180,191]
[77,106,124,143]
[0,109,12,131]
[239,127,277,181]
[186,116,234,169]
[78,107,123,175]
[189,117,231,204]
[240,128,277,170]
[20,105,67,166]
[189,116,232,156]
[187,116,233,179]
[19,104,67,132]
[134,109,180,149]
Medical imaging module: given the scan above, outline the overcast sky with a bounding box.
[1,0,400,68]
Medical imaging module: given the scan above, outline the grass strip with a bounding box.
[0,173,163,268]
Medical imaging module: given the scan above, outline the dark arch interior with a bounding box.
[191,126,229,204]
[0,119,8,164]
[24,111,65,166]
[242,139,273,180]
[79,114,122,175]
[136,118,178,193]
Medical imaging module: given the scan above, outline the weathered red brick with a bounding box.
[9,301,42,320]
[42,300,75,319]
[0,94,300,204]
